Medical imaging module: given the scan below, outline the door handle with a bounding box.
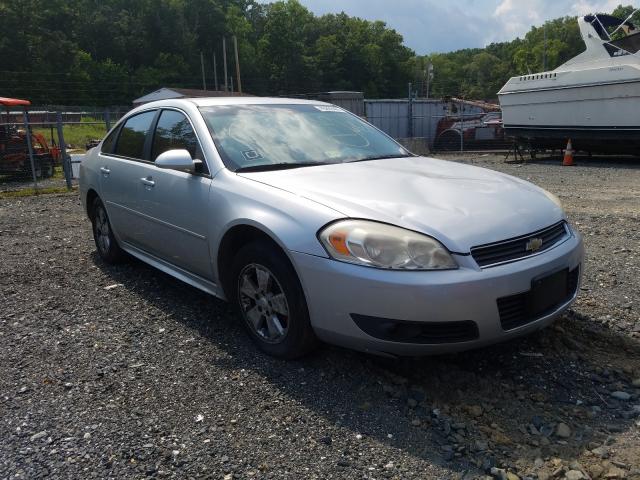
[100,167,110,175]
[140,177,155,187]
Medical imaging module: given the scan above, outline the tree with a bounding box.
[0,1,636,104]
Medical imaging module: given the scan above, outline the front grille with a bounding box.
[351,314,479,344]
[471,222,569,268]
[498,266,580,331]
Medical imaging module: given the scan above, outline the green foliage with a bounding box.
[0,1,636,104]
[421,5,635,100]
[33,123,107,149]
[0,0,414,103]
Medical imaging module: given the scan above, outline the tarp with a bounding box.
[0,97,31,107]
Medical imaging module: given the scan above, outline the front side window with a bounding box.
[152,110,199,161]
[199,104,409,171]
[114,110,156,159]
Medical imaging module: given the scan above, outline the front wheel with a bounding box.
[91,197,125,264]
[229,241,317,359]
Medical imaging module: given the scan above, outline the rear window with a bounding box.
[114,111,156,159]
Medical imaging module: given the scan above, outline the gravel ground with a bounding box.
[1,154,639,479]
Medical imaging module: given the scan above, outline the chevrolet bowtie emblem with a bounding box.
[525,237,543,252]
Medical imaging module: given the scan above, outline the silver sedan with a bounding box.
[79,97,584,358]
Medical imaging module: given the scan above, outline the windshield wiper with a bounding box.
[347,154,413,163]
[235,162,330,173]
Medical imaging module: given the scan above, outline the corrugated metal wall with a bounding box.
[365,99,485,144]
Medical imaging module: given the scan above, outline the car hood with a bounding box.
[239,156,564,252]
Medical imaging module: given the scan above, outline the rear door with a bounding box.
[98,110,157,247]
[134,109,214,280]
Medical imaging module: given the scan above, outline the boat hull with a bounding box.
[499,79,640,153]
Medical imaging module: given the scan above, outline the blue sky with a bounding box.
[278,0,637,53]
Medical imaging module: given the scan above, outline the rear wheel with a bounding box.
[91,197,125,263]
[434,131,461,151]
[39,157,54,178]
[229,241,317,359]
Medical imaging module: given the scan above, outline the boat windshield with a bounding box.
[585,13,638,40]
[584,11,640,56]
[609,31,640,54]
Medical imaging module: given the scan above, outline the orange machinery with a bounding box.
[0,97,60,178]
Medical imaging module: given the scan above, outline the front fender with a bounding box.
[208,170,343,274]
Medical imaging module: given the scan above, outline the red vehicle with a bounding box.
[433,111,506,151]
[0,97,60,178]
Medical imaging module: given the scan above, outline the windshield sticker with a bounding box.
[242,150,263,161]
[314,105,343,112]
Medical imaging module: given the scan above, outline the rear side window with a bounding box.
[152,110,199,161]
[100,125,120,154]
[114,111,156,159]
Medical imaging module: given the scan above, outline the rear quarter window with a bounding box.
[100,125,120,154]
[113,111,156,159]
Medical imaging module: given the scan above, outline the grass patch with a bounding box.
[0,185,77,199]
[34,120,107,150]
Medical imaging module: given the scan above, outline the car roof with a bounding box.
[136,97,330,110]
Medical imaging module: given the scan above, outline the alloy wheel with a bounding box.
[94,206,111,255]
[238,263,290,343]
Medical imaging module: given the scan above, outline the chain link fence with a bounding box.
[1,96,520,197]
[0,106,129,196]
[364,99,513,154]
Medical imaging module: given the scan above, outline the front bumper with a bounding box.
[292,231,584,356]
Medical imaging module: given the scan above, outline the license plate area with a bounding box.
[528,268,568,316]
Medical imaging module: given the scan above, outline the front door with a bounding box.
[134,109,213,280]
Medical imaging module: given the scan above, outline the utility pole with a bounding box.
[233,35,242,94]
[543,23,547,71]
[213,52,219,91]
[230,76,234,93]
[407,82,413,138]
[200,51,207,90]
[426,63,433,99]
[223,37,228,92]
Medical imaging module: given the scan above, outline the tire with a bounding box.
[90,197,125,264]
[434,132,461,151]
[22,159,38,180]
[229,240,317,359]
[40,158,54,178]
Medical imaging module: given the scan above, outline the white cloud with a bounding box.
[262,0,640,53]
[570,0,623,15]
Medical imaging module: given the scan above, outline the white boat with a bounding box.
[498,11,640,153]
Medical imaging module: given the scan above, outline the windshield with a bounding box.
[199,104,410,171]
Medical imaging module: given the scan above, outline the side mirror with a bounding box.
[155,149,196,173]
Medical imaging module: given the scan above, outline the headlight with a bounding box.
[318,220,457,270]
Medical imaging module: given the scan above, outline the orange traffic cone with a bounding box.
[563,139,575,166]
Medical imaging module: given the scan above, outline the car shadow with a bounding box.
[92,252,640,478]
